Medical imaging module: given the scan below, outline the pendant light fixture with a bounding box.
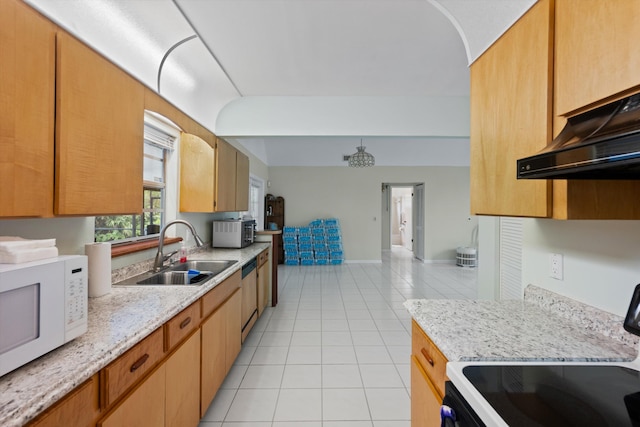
[348,139,375,167]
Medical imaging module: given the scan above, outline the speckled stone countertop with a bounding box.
[0,243,269,427]
[404,285,639,363]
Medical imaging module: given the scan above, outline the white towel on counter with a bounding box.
[0,236,56,251]
[0,237,59,263]
[0,246,59,264]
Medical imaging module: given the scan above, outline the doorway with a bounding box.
[382,183,425,261]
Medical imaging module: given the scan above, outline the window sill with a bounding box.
[111,237,183,258]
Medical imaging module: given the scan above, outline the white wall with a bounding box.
[522,219,640,317]
[268,166,476,262]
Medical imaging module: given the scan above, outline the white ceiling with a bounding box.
[26,0,534,167]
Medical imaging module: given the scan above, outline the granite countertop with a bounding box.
[0,243,269,427]
[404,286,639,363]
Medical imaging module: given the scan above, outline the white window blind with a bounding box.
[499,217,523,300]
[144,123,177,151]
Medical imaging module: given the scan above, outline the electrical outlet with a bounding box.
[550,253,563,280]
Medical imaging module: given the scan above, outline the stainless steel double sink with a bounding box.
[114,260,238,286]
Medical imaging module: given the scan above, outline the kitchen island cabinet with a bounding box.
[0,0,55,218]
[406,286,639,426]
[411,320,448,427]
[55,31,144,216]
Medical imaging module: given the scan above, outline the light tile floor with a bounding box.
[198,247,478,427]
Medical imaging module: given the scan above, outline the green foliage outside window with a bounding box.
[94,188,163,242]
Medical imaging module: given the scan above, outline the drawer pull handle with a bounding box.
[180,317,192,329]
[421,348,435,366]
[130,354,149,372]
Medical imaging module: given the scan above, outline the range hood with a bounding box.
[517,93,640,179]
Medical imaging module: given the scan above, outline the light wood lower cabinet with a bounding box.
[411,357,442,427]
[411,320,448,427]
[28,375,100,427]
[165,331,201,427]
[257,249,269,316]
[201,288,242,416]
[99,364,166,427]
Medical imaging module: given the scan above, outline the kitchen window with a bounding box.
[246,175,265,230]
[94,113,179,243]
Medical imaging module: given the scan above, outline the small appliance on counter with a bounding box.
[212,219,256,248]
[0,255,88,377]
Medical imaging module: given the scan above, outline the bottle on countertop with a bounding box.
[179,242,188,263]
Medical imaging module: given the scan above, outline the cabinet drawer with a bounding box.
[101,328,164,407]
[202,269,241,318]
[164,301,201,351]
[258,249,269,267]
[411,320,448,397]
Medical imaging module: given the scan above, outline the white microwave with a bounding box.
[0,255,88,377]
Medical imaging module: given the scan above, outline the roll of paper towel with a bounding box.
[85,242,112,297]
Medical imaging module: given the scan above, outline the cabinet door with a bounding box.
[55,31,144,215]
[555,0,640,116]
[235,151,250,211]
[28,375,99,427]
[215,137,237,212]
[257,256,269,317]
[180,133,214,212]
[200,288,241,416]
[200,302,226,416]
[99,364,165,427]
[0,0,55,217]
[410,357,442,427]
[225,288,242,371]
[469,0,552,217]
[165,331,200,427]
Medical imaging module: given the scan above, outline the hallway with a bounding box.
[199,248,478,426]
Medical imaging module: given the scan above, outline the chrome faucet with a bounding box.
[153,219,205,271]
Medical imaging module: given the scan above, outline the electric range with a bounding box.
[447,360,640,426]
[444,284,640,426]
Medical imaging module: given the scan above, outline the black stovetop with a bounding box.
[463,365,640,427]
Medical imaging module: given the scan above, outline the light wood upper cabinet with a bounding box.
[0,0,55,218]
[55,31,144,215]
[469,0,553,217]
[555,0,640,117]
[235,151,250,212]
[215,137,237,212]
[179,133,215,212]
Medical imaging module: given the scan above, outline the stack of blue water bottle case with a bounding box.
[283,218,344,265]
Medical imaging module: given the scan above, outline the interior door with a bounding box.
[413,184,425,261]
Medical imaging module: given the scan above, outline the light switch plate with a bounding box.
[550,253,563,280]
